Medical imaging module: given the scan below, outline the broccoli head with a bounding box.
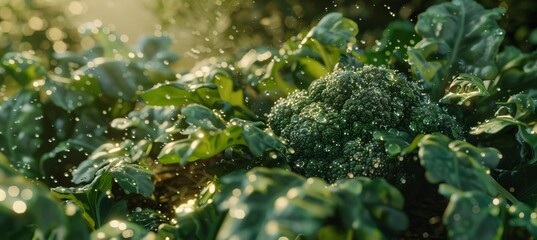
[268,65,462,191]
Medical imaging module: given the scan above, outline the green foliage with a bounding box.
[362,21,421,71]
[162,167,407,240]
[158,104,283,164]
[91,220,156,240]
[1,0,537,239]
[0,0,79,57]
[440,74,491,105]
[72,140,154,198]
[418,134,501,195]
[0,90,44,177]
[255,12,359,98]
[0,160,89,239]
[408,0,505,100]
[1,52,47,87]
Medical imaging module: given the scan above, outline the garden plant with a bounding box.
[1,0,537,239]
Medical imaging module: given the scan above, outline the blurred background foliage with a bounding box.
[142,0,537,60]
[0,0,535,65]
[0,0,82,57]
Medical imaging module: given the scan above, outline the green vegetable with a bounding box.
[268,65,462,191]
[161,167,408,240]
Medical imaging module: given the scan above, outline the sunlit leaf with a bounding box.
[71,140,154,197]
[182,104,226,131]
[52,174,128,229]
[92,220,155,239]
[211,167,406,240]
[110,164,154,198]
[305,12,358,51]
[158,109,283,165]
[441,74,490,105]
[1,52,47,87]
[44,76,96,112]
[141,82,219,106]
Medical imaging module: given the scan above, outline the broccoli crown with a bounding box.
[268,65,462,190]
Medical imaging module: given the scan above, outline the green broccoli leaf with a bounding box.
[305,12,358,51]
[439,184,504,240]
[71,140,154,198]
[373,129,416,156]
[492,47,537,100]
[110,106,182,142]
[1,52,47,88]
[182,104,226,131]
[158,106,282,164]
[363,21,420,70]
[418,134,502,195]
[141,82,220,106]
[508,201,537,237]
[76,60,141,101]
[109,164,154,198]
[0,161,89,239]
[440,184,537,239]
[211,167,406,240]
[127,209,168,232]
[52,174,129,229]
[208,70,249,110]
[0,90,43,178]
[159,203,222,240]
[471,93,537,161]
[132,35,180,81]
[440,74,490,105]
[256,12,359,99]
[408,0,505,100]
[91,220,155,240]
[44,75,96,112]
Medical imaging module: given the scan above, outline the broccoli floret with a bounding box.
[268,65,462,191]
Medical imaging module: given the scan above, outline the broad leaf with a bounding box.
[159,203,222,240]
[441,74,490,105]
[304,12,358,51]
[127,209,168,232]
[44,75,96,112]
[440,185,504,240]
[363,21,420,69]
[0,162,89,239]
[256,12,359,98]
[110,106,182,142]
[408,0,505,100]
[182,104,226,131]
[158,106,283,165]
[439,184,537,239]
[141,82,219,106]
[212,167,406,240]
[52,174,128,229]
[72,140,154,198]
[418,134,501,195]
[92,220,155,239]
[1,52,47,87]
[0,90,43,177]
[76,60,141,101]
